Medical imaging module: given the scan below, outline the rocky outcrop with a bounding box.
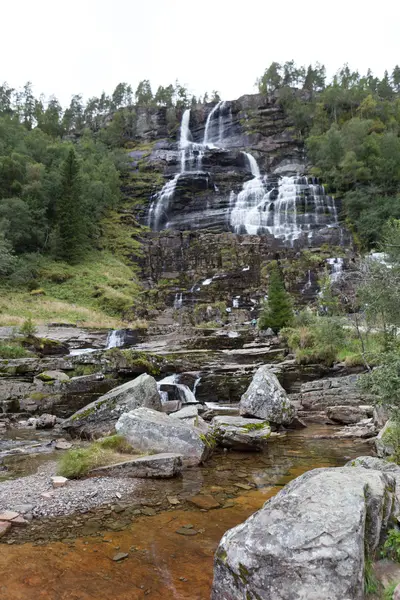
[115,407,210,465]
[239,365,295,426]
[297,374,369,423]
[90,452,183,478]
[212,466,397,600]
[375,420,396,458]
[212,416,271,451]
[62,374,161,438]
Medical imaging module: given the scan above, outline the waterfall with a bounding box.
[173,292,183,309]
[106,329,125,349]
[327,258,344,283]
[230,171,339,244]
[203,101,223,146]
[157,374,198,405]
[193,377,201,396]
[302,270,312,293]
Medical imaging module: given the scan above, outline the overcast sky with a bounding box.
[2,0,399,106]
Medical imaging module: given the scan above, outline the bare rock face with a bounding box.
[212,416,271,451]
[62,374,161,438]
[239,365,295,426]
[212,466,397,600]
[326,405,370,424]
[115,407,210,465]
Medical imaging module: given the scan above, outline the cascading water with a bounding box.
[327,258,344,283]
[106,329,125,349]
[173,293,183,309]
[157,374,198,405]
[230,165,339,244]
[149,104,341,243]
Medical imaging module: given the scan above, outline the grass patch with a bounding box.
[57,436,136,478]
[0,251,146,328]
[364,558,379,595]
[0,342,33,359]
[382,529,400,562]
[383,582,399,600]
[97,434,134,454]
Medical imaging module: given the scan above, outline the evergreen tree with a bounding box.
[258,265,293,331]
[55,148,87,263]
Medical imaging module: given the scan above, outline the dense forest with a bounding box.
[257,61,400,246]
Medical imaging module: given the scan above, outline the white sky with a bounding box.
[2,0,399,106]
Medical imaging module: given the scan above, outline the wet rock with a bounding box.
[176,527,198,536]
[239,365,296,425]
[55,440,72,450]
[212,416,271,451]
[36,413,57,429]
[188,495,221,510]
[90,453,183,478]
[326,405,369,424]
[36,370,70,383]
[212,467,397,600]
[112,552,129,562]
[116,407,210,465]
[62,373,162,438]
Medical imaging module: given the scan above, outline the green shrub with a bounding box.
[97,434,134,454]
[19,318,37,337]
[383,582,399,600]
[364,557,379,595]
[258,266,293,332]
[382,528,400,562]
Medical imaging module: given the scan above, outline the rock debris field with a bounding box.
[0,462,142,519]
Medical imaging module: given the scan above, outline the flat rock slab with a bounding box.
[0,511,19,522]
[90,453,183,479]
[176,528,198,536]
[51,476,68,488]
[0,521,12,538]
[188,495,221,510]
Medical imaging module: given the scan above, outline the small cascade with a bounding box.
[106,329,125,349]
[203,100,231,147]
[302,270,312,294]
[173,292,183,309]
[193,377,201,396]
[230,172,339,244]
[327,258,344,283]
[232,297,240,308]
[156,374,198,405]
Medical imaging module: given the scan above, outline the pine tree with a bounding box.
[258,265,293,332]
[55,148,87,263]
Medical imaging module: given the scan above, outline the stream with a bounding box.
[0,426,372,600]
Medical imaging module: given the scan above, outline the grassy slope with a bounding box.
[0,203,148,328]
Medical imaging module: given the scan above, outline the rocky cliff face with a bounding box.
[115,92,353,319]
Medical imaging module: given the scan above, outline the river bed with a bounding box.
[0,426,372,600]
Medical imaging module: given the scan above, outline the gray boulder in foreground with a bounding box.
[212,466,396,600]
[239,365,295,425]
[116,407,210,465]
[62,374,161,438]
[90,452,183,478]
[212,416,271,451]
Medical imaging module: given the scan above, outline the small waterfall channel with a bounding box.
[157,374,199,405]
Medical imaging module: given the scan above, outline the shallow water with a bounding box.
[0,426,372,600]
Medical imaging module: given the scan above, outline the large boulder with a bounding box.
[212,416,271,451]
[212,467,397,600]
[62,374,161,438]
[115,407,210,465]
[239,365,295,425]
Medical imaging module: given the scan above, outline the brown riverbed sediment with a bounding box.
[0,427,372,599]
